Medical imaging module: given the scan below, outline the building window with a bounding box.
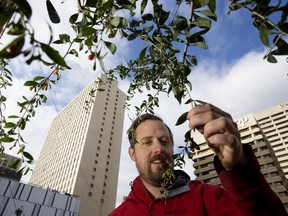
[102,191,105,195]
[101,199,104,203]
[88,192,92,197]
[92,175,95,179]
[90,184,94,188]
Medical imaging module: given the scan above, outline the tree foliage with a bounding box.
[0,0,287,176]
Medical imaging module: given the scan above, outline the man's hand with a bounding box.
[187,103,247,170]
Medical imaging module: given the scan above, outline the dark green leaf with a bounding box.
[69,13,79,24]
[4,122,16,128]
[142,13,153,21]
[199,9,217,21]
[40,43,70,68]
[8,159,21,169]
[14,0,32,19]
[259,24,270,47]
[24,80,38,87]
[193,42,208,49]
[175,111,188,126]
[23,151,34,161]
[80,26,97,37]
[141,0,148,14]
[104,41,117,54]
[0,136,15,142]
[0,35,25,58]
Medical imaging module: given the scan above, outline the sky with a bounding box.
[1,0,288,208]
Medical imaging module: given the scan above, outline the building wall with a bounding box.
[0,176,79,216]
[29,76,126,216]
[192,101,288,211]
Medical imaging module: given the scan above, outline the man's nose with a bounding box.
[152,139,164,154]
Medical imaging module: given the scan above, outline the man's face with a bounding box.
[129,119,174,187]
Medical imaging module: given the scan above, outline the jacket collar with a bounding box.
[128,170,191,204]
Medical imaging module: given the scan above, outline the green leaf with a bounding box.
[0,35,25,58]
[175,111,188,126]
[0,136,15,143]
[69,13,79,24]
[14,0,32,19]
[8,115,20,119]
[271,37,288,55]
[4,122,16,128]
[208,0,216,13]
[127,33,137,41]
[266,53,277,63]
[80,26,97,37]
[141,0,148,14]
[23,151,34,161]
[259,24,270,47]
[24,80,38,87]
[8,159,21,169]
[111,16,127,28]
[193,42,208,49]
[104,41,117,54]
[139,47,148,60]
[192,17,211,28]
[199,9,217,21]
[142,13,153,21]
[40,43,70,68]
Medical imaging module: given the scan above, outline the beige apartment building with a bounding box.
[29,75,126,216]
[192,101,288,211]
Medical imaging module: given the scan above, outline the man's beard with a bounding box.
[136,160,169,187]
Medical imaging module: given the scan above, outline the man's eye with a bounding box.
[142,140,152,145]
[160,140,169,145]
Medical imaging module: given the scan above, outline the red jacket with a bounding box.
[109,145,287,216]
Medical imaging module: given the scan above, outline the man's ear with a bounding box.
[128,147,135,161]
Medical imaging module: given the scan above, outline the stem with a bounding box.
[228,0,288,36]
[182,1,195,64]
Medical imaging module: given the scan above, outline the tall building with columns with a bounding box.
[29,75,126,216]
[192,101,288,211]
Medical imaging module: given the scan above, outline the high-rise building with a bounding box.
[192,101,288,211]
[29,75,126,216]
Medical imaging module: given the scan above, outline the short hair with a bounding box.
[127,113,174,149]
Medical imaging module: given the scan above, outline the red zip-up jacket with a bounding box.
[109,145,287,216]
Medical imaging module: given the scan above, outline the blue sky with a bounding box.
[1,0,288,208]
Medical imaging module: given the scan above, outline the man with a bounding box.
[109,104,287,215]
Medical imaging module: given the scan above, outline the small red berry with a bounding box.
[53,70,60,77]
[88,53,95,60]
